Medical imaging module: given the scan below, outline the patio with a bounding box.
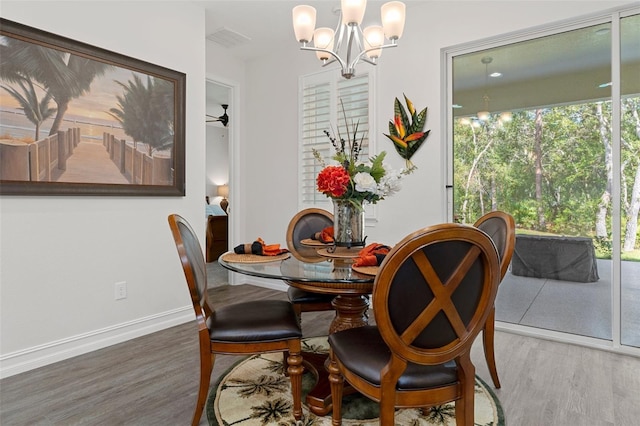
[496,259,640,348]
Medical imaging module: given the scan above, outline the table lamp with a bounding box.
[217,184,229,213]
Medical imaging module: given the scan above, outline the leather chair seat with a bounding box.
[210,300,302,343]
[287,287,335,305]
[329,326,458,390]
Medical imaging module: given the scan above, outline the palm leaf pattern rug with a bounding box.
[207,337,505,426]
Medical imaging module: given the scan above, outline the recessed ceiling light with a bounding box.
[452,104,463,109]
[598,82,612,88]
[490,72,502,78]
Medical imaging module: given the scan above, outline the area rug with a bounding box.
[207,336,505,425]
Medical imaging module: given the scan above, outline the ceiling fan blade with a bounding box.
[206,104,229,126]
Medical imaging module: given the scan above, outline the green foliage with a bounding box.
[453,98,640,253]
[593,236,613,259]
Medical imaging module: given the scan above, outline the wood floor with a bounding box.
[1,284,639,426]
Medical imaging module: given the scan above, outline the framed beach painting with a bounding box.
[0,18,186,196]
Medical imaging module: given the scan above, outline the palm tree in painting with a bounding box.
[108,73,174,156]
[0,36,111,135]
[1,77,57,141]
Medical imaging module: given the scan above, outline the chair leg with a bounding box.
[378,391,396,426]
[287,343,304,421]
[192,352,214,426]
[483,307,501,388]
[292,303,303,324]
[455,353,476,426]
[328,352,344,426]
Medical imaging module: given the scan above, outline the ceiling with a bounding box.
[201,1,639,116]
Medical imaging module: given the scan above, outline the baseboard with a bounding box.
[0,306,193,379]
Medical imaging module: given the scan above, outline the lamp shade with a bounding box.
[292,5,316,43]
[313,27,335,60]
[341,0,366,25]
[217,184,229,198]
[363,26,384,59]
[381,1,405,40]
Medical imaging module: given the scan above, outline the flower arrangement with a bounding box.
[314,96,429,208]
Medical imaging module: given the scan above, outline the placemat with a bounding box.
[352,265,378,276]
[317,247,361,259]
[300,238,331,247]
[220,252,290,263]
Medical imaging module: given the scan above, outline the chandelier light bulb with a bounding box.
[381,1,406,40]
[363,26,384,59]
[314,28,335,61]
[500,111,513,122]
[341,0,367,25]
[292,5,316,43]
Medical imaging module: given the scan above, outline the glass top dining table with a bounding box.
[218,249,376,332]
[218,249,376,416]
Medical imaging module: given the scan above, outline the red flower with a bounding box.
[317,166,350,198]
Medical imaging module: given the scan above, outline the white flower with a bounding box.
[375,167,403,197]
[353,172,377,193]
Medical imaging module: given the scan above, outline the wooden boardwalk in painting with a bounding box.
[57,140,129,184]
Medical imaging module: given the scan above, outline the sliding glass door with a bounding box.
[446,6,639,352]
[620,13,640,349]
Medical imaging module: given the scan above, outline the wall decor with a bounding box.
[0,18,186,196]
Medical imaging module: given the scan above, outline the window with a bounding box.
[298,70,375,217]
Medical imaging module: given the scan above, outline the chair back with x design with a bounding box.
[328,223,501,426]
[374,223,500,366]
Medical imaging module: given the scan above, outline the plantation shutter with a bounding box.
[299,70,372,209]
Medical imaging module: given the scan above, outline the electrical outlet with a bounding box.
[115,281,127,300]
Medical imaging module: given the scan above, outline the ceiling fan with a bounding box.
[206,104,229,127]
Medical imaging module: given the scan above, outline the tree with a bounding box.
[108,74,174,156]
[455,120,495,223]
[0,36,111,135]
[594,102,614,239]
[1,77,56,141]
[534,109,546,230]
[622,98,640,251]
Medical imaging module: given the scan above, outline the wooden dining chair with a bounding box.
[285,208,336,319]
[328,223,501,426]
[168,214,303,426]
[473,210,516,388]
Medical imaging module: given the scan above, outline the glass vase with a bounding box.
[333,199,366,248]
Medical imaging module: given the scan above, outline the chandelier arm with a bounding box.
[334,12,346,52]
[348,42,399,69]
[300,45,347,70]
[344,23,358,76]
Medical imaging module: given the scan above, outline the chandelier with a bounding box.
[292,0,406,79]
[477,56,512,123]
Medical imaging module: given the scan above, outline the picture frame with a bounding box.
[0,18,186,196]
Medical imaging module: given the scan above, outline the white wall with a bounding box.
[238,1,631,249]
[0,1,207,377]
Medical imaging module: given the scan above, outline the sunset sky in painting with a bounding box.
[0,33,159,126]
[0,65,148,125]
